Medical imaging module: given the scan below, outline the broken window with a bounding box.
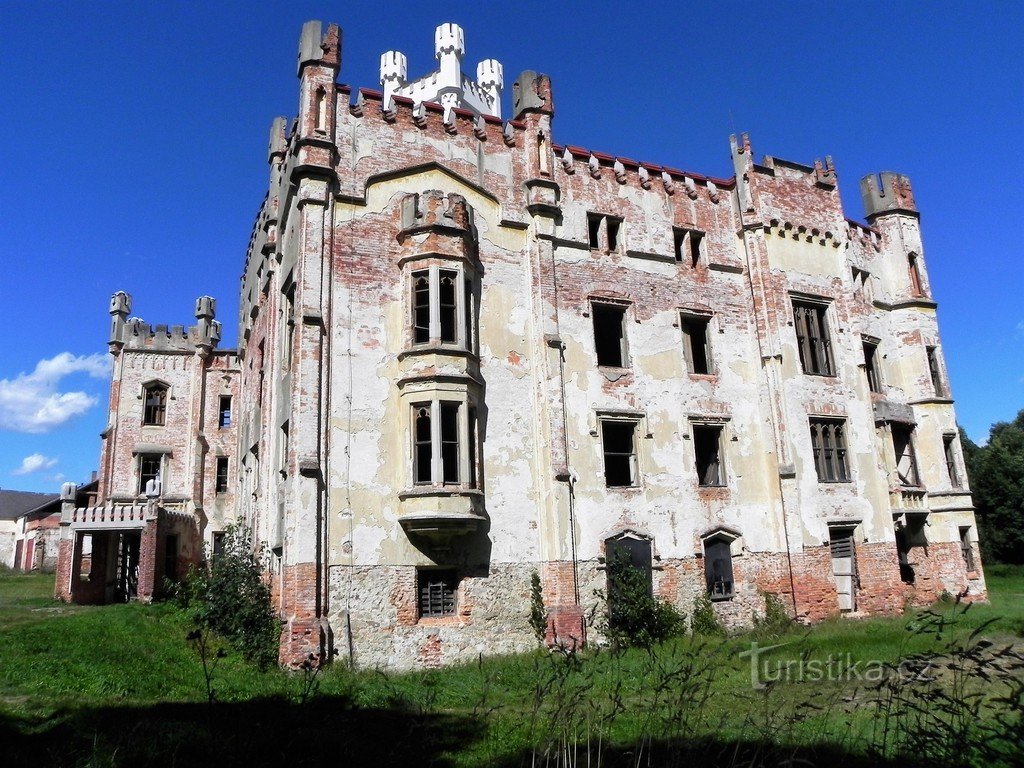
[908,253,924,296]
[792,300,834,376]
[892,424,920,487]
[704,536,734,600]
[693,424,725,487]
[863,340,882,394]
[601,419,638,487]
[681,314,712,374]
[218,395,232,428]
[943,434,960,487]
[215,456,229,493]
[927,346,945,397]
[829,527,857,611]
[605,534,653,604]
[673,227,704,267]
[592,302,628,367]
[411,400,478,487]
[809,418,850,483]
[409,266,474,349]
[418,569,458,618]
[959,526,976,571]
[143,384,167,426]
[138,453,162,495]
[587,213,622,252]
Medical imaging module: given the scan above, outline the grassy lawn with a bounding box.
[1,567,1021,767]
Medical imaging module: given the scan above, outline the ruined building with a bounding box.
[55,20,985,668]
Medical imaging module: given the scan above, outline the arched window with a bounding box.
[703,534,736,600]
[143,384,168,426]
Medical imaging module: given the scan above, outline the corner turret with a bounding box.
[861,172,917,221]
[109,291,131,351]
[194,296,221,351]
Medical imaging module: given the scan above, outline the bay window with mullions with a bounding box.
[409,264,475,351]
[411,399,480,488]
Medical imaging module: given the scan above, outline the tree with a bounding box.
[962,415,1024,565]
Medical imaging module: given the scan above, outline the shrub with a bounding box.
[690,591,724,636]
[753,592,792,636]
[598,553,685,649]
[178,524,279,668]
[528,570,548,644]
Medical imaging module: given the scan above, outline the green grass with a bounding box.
[1,568,1021,767]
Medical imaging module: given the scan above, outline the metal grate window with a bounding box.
[418,570,458,618]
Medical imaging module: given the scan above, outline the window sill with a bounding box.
[709,593,734,603]
[400,486,482,499]
[800,372,840,381]
[399,345,477,361]
[687,372,717,381]
[417,615,468,627]
[604,484,643,493]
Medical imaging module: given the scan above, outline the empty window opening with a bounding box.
[418,569,458,618]
[606,218,620,251]
[164,534,179,584]
[829,527,857,612]
[892,424,920,487]
[588,214,602,249]
[218,396,232,428]
[605,534,653,606]
[792,300,834,376]
[215,456,229,493]
[908,253,924,296]
[863,340,882,394]
[438,270,458,343]
[851,266,873,303]
[212,531,225,559]
[413,404,432,484]
[284,283,296,369]
[463,277,475,351]
[674,228,704,267]
[693,424,724,487]
[592,303,628,367]
[587,213,622,252]
[139,453,162,495]
[440,401,460,484]
[601,420,638,487]
[412,270,431,344]
[926,346,945,397]
[943,434,960,487]
[959,527,976,571]
[681,315,712,374]
[467,407,478,489]
[704,537,734,600]
[809,418,850,483]
[143,384,167,426]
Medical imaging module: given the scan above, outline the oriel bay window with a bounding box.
[409,265,475,350]
[411,399,479,487]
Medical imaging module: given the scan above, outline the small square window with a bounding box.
[601,419,639,488]
[592,303,628,368]
[418,569,458,618]
[693,425,725,487]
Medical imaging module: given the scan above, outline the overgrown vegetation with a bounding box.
[528,569,547,644]
[2,567,1023,767]
[175,524,279,669]
[961,414,1024,564]
[690,591,724,636]
[597,552,686,648]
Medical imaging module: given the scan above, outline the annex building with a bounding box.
[55,20,985,668]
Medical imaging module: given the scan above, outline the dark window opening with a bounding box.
[212,532,226,559]
[895,524,915,584]
[163,534,179,584]
[606,218,620,251]
[592,303,627,367]
[440,402,460,484]
[418,569,458,617]
[601,420,638,487]
[681,315,711,374]
[792,300,834,376]
[674,227,704,267]
[863,341,882,393]
[693,425,724,487]
[215,456,229,493]
[927,346,945,397]
[605,535,653,603]
[412,270,430,344]
[139,453,161,495]
[414,404,432,484]
[467,407,478,489]
[143,385,167,426]
[959,527,975,571]
[892,424,920,487]
[218,395,232,428]
[810,418,850,483]
[284,284,296,369]
[704,537,734,599]
[908,253,924,296]
[280,421,289,477]
[463,277,474,351]
[944,434,960,487]
[588,214,622,252]
[439,270,458,343]
[588,214,602,249]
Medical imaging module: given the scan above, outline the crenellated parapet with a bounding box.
[109,292,222,354]
[861,172,917,220]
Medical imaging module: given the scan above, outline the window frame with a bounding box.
[791,298,835,377]
[680,312,713,375]
[809,417,851,483]
[600,417,640,488]
[142,383,168,426]
[215,456,229,494]
[891,424,921,488]
[943,433,961,488]
[587,213,623,253]
[703,535,735,601]
[692,422,726,488]
[673,227,705,267]
[591,300,630,368]
[407,263,476,352]
[926,346,946,398]
[959,527,976,571]
[138,453,163,495]
[409,398,480,489]
[862,338,882,394]
[417,568,459,618]
[218,395,232,428]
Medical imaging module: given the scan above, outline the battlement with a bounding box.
[109,292,222,353]
[399,190,475,236]
[861,172,917,220]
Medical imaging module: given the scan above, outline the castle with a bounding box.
[54,20,985,668]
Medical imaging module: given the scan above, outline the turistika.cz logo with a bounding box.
[738,641,928,690]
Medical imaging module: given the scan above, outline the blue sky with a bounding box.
[2,1,1022,492]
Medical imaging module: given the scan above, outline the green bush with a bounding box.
[690,591,724,636]
[177,525,279,669]
[598,554,685,649]
[528,570,547,644]
[753,592,792,636]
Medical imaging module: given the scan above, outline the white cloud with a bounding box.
[11,453,58,476]
[0,352,110,433]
